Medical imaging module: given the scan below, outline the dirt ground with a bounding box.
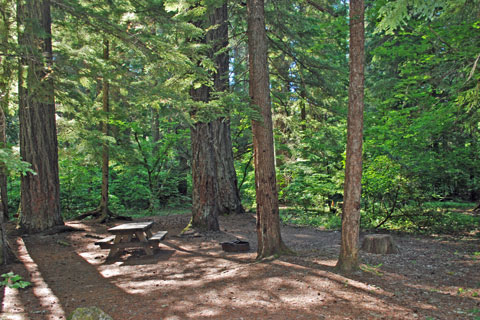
[1,212,480,320]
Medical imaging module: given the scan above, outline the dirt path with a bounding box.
[1,213,480,319]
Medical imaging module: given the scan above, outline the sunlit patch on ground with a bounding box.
[3,213,479,319]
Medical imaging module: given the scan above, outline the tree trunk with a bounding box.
[151,107,160,154]
[97,39,110,223]
[190,83,220,230]
[189,19,220,230]
[247,0,289,259]
[209,3,244,215]
[149,107,160,210]
[177,153,189,196]
[17,0,63,233]
[336,0,365,273]
[0,200,16,265]
[0,85,9,222]
[212,118,244,214]
[189,2,243,229]
[190,120,220,231]
[0,0,12,222]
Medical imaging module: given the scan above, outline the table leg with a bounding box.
[146,229,153,238]
[135,231,153,255]
[108,235,122,258]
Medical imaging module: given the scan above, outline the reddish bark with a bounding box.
[247,0,289,259]
[336,0,365,272]
[209,3,244,215]
[18,0,63,233]
[97,39,111,223]
[189,3,243,229]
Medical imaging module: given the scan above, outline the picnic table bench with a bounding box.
[95,221,167,258]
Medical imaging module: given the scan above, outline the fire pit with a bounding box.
[220,240,250,252]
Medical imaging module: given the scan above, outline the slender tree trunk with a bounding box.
[209,3,244,215]
[0,0,12,222]
[151,107,160,154]
[299,70,307,131]
[0,108,8,220]
[336,0,365,273]
[177,153,189,196]
[97,39,110,223]
[17,0,63,233]
[247,0,289,259]
[149,107,160,210]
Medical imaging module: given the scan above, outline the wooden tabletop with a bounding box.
[108,221,153,233]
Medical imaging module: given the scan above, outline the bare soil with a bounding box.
[1,213,480,320]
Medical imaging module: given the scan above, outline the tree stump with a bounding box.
[361,234,398,254]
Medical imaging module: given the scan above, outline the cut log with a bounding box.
[361,234,398,254]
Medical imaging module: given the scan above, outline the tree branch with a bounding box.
[305,0,338,17]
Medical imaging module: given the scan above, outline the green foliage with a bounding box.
[0,148,34,176]
[279,161,337,211]
[280,208,342,230]
[1,272,31,289]
[2,0,479,239]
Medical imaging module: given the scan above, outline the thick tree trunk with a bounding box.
[17,0,63,233]
[190,84,220,230]
[212,118,244,214]
[209,3,244,215]
[0,202,16,265]
[336,0,365,273]
[247,0,289,259]
[191,120,220,231]
[189,2,243,229]
[188,13,221,231]
[97,39,110,223]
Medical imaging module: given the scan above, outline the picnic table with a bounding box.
[95,221,167,258]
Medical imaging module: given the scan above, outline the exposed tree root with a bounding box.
[1,237,18,265]
[38,225,83,236]
[76,208,131,223]
[473,203,480,213]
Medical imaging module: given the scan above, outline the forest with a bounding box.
[0,0,480,319]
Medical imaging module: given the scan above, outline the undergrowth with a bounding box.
[280,202,479,236]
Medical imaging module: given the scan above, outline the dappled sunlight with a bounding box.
[5,213,477,319]
[2,286,28,320]
[14,237,66,319]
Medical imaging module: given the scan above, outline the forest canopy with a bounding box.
[0,0,479,235]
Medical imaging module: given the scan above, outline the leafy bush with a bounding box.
[280,208,342,230]
[1,272,31,289]
[278,160,339,212]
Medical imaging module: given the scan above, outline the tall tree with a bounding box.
[190,91,221,231]
[17,0,63,233]
[0,0,13,221]
[210,2,244,215]
[336,0,365,272]
[247,0,289,258]
[189,11,220,230]
[190,1,244,230]
[98,38,111,222]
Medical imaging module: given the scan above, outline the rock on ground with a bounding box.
[68,306,113,320]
